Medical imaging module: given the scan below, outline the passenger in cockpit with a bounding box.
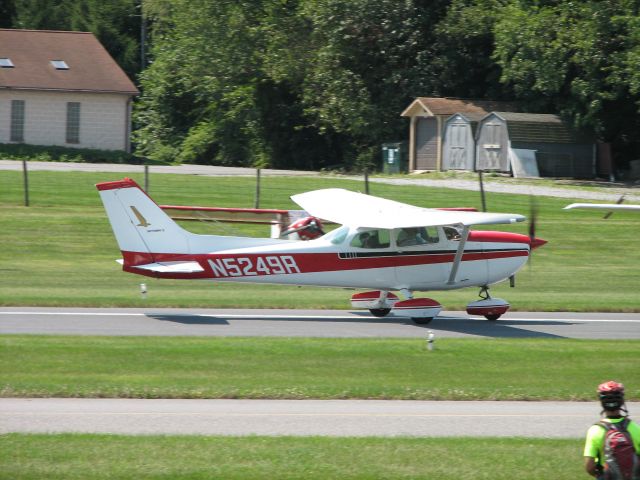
[397,228,427,246]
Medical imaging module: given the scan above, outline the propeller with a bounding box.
[528,198,537,243]
[603,195,625,219]
[527,197,546,265]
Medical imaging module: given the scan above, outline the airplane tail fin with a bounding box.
[96,178,192,265]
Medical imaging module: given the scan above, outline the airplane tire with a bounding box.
[412,317,433,325]
[485,314,501,321]
[369,308,391,318]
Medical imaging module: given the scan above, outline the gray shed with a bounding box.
[475,113,510,171]
[475,112,596,177]
[400,97,518,172]
[442,113,483,170]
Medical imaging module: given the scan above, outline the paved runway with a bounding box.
[1,307,639,338]
[4,398,633,438]
[2,307,638,438]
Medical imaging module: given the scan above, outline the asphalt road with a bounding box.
[1,307,639,339]
[4,398,636,438]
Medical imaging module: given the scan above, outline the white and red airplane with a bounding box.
[96,178,546,324]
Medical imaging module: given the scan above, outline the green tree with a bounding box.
[428,0,511,99]
[493,0,640,158]
[296,0,449,168]
[0,0,16,28]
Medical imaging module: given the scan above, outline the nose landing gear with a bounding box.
[466,286,510,321]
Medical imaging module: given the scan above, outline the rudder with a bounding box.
[96,178,191,261]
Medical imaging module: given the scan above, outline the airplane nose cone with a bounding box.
[530,237,547,250]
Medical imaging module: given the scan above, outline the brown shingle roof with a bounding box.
[0,29,139,95]
[401,97,519,117]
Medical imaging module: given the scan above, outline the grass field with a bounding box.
[1,169,635,478]
[2,335,638,400]
[0,433,585,480]
[1,170,639,311]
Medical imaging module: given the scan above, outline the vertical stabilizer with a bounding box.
[96,178,191,260]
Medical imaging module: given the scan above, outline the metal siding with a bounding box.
[512,141,594,178]
[415,117,438,170]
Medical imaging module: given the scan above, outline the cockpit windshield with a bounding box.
[322,225,349,245]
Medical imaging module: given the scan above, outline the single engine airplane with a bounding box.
[97,178,546,324]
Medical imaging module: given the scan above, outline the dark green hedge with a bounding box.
[0,143,161,165]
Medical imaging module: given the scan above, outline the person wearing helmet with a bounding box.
[583,381,640,479]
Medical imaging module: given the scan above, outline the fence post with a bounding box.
[144,165,149,192]
[478,170,486,212]
[254,168,261,208]
[22,159,29,207]
[364,167,370,195]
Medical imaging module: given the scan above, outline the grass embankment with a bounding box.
[1,170,638,311]
[2,336,638,399]
[0,434,583,480]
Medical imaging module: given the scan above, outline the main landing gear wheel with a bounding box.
[369,308,391,318]
[485,314,501,321]
[412,317,433,325]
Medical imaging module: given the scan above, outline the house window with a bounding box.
[66,102,80,144]
[51,60,69,70]
[10,100,25,142]
[0,58,14,68]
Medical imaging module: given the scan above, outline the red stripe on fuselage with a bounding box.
[120,248,528,280]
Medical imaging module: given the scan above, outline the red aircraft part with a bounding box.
[350,291,399,309]
[466,298,510,317]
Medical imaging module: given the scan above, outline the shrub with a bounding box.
[0,143,158,164]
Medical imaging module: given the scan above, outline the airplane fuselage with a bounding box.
[121,225,530,292]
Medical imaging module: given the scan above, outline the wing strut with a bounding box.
[447,225,470,285]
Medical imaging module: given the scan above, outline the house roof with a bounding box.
[0,29,139,95]
[401,97,518,117]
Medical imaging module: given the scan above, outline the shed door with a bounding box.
[478,121,508,171]
[447,123,472,170]
[415,117,437,170]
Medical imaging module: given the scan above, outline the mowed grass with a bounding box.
[1,169,639,310]
[0,434,584,480]
[2,335,638,400]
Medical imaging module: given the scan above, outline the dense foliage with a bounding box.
[4,0,640,170]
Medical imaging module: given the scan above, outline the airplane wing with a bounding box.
[564,203,640,212]
[291,188,525,229]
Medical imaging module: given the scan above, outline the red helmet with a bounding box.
[597,381,625,411]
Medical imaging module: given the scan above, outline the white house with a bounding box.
[0,29,139,152]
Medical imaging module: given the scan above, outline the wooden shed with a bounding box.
[401,97,517,172]
[475,112,596,177]
[441,113,484,171]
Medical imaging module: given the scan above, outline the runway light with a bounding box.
[427,331,435,351]
[140,283,147,298]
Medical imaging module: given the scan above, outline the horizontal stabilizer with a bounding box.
[129,261,205,274]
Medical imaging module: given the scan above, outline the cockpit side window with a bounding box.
[350,229,391,249]
[396,226,439,247]
[443,226,462,240]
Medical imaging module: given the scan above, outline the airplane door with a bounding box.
[394,227,447,289]
[442,226,489,288]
